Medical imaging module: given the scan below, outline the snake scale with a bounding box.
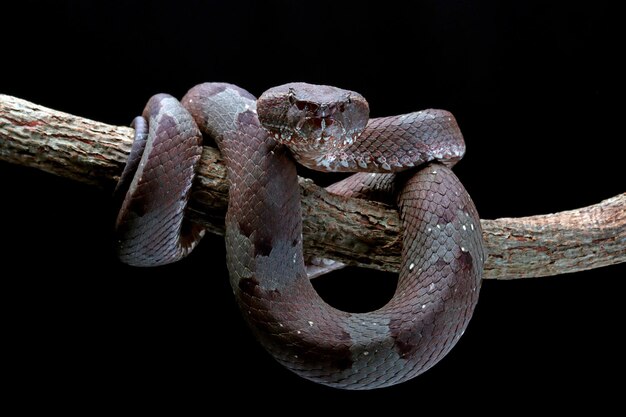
[115,82,485,389]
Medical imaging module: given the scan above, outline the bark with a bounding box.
[1,94,624,279]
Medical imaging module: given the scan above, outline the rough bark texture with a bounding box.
[1,94,624,279]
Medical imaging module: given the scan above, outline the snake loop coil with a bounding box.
[115,82,485,390]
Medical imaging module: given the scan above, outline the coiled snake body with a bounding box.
[115,82,485,389]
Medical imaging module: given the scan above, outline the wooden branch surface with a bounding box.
[1,94,624,279]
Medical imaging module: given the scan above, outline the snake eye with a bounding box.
[288,88,296,105]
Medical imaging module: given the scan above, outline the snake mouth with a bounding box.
[293,115,349,144]
[260,113,347,146]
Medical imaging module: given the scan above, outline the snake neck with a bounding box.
[286,111,467,173]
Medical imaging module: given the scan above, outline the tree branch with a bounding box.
[1,94,624,279]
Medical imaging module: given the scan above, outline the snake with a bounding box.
[115,82,485,389]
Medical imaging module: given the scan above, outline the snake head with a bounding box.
[258,83,369,150]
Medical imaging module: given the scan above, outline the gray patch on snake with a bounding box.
[225,227,256,285]
[255,238,305,293]
[199,82,256,103]
[327,315,407,387]
[198,87,258,137]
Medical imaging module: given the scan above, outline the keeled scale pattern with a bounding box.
[116,94,204,266]
[117,83,485,389]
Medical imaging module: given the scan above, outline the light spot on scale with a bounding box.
[470,223,475,231]
[461,246,468,252]
[363,351,369,356]
[296,330,301,334]
[308,321,314,327]
[462,225,467,231]
[429,283,435,291]
[421,304,426,309]
[409,263,415,270]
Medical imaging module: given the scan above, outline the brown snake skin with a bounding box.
[115,82,485,389]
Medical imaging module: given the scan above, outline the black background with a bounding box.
[2,0,624,412]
